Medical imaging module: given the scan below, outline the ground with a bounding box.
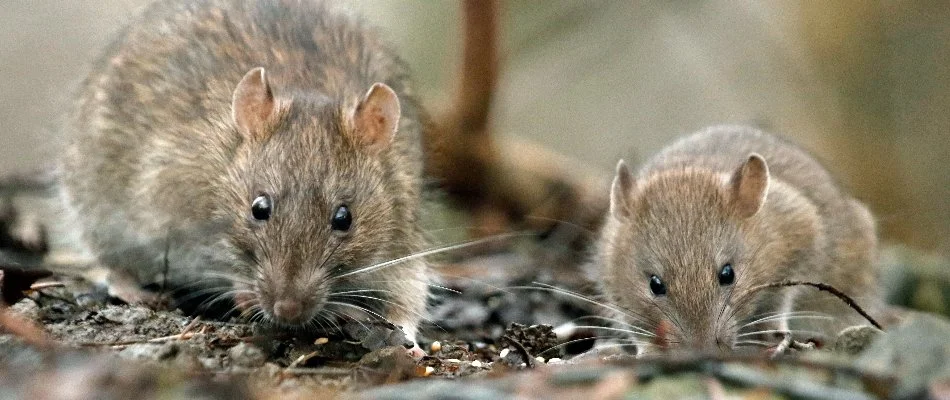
[1,206,949,398]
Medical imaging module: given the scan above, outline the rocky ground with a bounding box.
[1,200,949,399]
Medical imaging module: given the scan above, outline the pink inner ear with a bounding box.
[352,83,400,151]
[732,154,769,218]
[231,67,275,139]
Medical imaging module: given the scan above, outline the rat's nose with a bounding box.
[273,299,303,321]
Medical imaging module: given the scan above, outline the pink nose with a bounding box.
[273,300,302,321]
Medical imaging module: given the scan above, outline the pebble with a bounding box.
[99,305,152,325]
[228,342,266,368]
[119,343,178,362]
[431,341,442,353]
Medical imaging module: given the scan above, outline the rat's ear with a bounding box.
[729,154,770,218]
[349,82,400,153]
[232,67,277,140]
[610,159,635,217]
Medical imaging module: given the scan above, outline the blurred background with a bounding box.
[1,0,947,254]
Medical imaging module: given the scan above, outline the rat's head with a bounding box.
[218,68,405,327]
[600,156,773,355]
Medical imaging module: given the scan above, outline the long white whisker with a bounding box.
[569,325,656,339]
[736,329,823,338]
[333,232,531,279]
[511,283,655,337]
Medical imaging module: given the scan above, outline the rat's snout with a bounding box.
[273,299,303,322]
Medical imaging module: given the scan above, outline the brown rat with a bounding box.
[59,0,429,346]
[593,125,879,355]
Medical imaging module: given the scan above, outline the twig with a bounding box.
[502,334,536,368]
[179,316,202,336]
[749,281,883,329]
[28,281,64,290]
[287,351,321,369]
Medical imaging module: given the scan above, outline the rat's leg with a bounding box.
[770,288,799,357]
[105,268,171,308]
[386,262,431,359]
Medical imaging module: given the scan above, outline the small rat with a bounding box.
[593,125,879,355]
[59,0,429,347]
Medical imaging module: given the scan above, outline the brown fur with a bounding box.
[60,0,429,341]
[595,125,879,354]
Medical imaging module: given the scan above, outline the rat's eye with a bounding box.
[331,204,352,231]
[718,263,735,286]
[649,275,667,296]
[251,194,272,221]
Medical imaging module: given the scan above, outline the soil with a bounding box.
[1,203,949,399]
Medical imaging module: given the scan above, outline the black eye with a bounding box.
[649,275,667,296]
[331,204,352,231]
[719,263,735,286]
[251,194,272,221]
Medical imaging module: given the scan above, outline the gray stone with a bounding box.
[228,342,266,368]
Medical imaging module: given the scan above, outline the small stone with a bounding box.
[499,348,510,358]
[314,337,329,345]
[119,343,179,362]
[430,341,442,353]
[228,342,266,368]
[471,360,482,368]
[99,305,151,325]
[834,325,882,355]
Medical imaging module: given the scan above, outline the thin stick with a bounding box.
[748,280,882,330]
[501,334,536,368]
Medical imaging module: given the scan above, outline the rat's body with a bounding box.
[595,125,878,355]
[60,0,429,344]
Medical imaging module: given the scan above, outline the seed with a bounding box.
[499,348,510,358]
[535,356,546,363]
[314,337,329,345]
[423,366,434,377]
[430,341,442,353]
[471,360,482,368]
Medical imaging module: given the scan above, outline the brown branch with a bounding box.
[501,334,536,368]
[750,280,883,330]
[456,0,497,132]
[426,0,610,258]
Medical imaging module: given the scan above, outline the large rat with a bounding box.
[60,0,429,347]
[593,125,879,355]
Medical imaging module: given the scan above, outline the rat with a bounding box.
[592,125,880,355]
[59,0,430,350]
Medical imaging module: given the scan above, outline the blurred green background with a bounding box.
[1,0,947,254]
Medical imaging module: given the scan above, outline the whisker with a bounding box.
[332,232,533,280]
[331,294,442,330]
[568,325,655,339]
[509,283,655,337]
[536,336,640,356]
[735,329,823,339]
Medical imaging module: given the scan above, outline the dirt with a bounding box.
[1,204,950,398]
